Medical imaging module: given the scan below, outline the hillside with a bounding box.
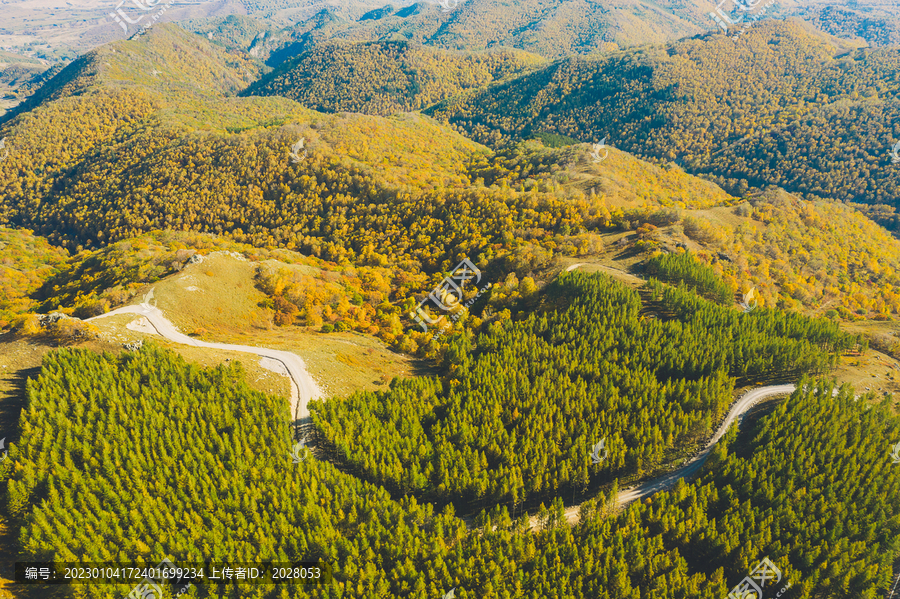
[426,21,900,218]
[0,228,68,330]
[242,40,546,115]
[0,52,57,119]
[799,4,900,46]
[630,189,900,321]
[3,24,900,342]
[0,24,726,270]
[314,271,852,510]
[237,0,711,63]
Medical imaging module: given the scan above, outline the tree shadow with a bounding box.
[0,365,37,449]
[0,362,49,598]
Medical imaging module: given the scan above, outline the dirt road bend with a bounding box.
[89,291,323,426]
[536,384,797,526]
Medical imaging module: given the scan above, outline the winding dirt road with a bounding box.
[550,384,797,525]
[88,290,323,425]
[90,293,797,526]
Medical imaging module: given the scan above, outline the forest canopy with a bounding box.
[312,271,854,510]
[426,22,900,215]
[3,346,895,598]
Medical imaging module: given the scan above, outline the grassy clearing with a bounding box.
[832,349,900,404]
[147,251,265,337]
[237,327,421,399]
[570,148,732,212]
[834,320,900,409]
[92,251,416,399]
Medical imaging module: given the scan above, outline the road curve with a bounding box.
[88,292,323,425]
[89,295,797,524]
[555,384,797,525]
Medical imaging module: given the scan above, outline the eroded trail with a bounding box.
[89,293,323,425]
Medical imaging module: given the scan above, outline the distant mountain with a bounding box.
[242,40,546,115]
[238,0,710,62]
[425,21,900,217]
[183,14,277,54]
[3,0,896,68]
[0,22,261,126]
[0,51,58,118]
[223,0,900,66]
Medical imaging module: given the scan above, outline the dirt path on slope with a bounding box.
[88,290,323,426]
[530,384,797,527]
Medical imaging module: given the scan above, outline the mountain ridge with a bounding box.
[423,21,900,213]
[241,40,547,114]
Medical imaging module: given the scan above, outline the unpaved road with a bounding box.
[88,291,323,425]
[90,292,798,526]
[614,384,796,507]
[540,384,797,526]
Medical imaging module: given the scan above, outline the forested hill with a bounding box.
[241,41,546,115]
[426,21,900,214]
[801,5,900,46]
[0,26,260,127]
[237,0,714,62]
[7,22,900,330]
[313,270,853,509]
[0,23,728,261]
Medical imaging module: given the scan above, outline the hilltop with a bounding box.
[242,40,546,115]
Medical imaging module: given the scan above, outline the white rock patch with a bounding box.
[259,356,290,377]
[126,316,158,335]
